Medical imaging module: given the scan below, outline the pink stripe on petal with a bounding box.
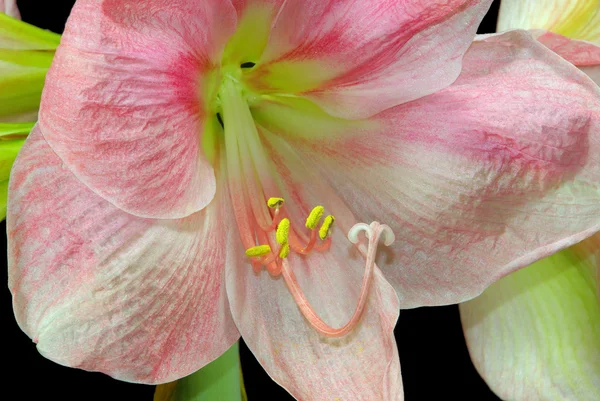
[256,30,600,308]
[8,126,239,384]
[240,0,493,119]
[530,30,600,85]
[534,30,600,66]
[39,0,237,218]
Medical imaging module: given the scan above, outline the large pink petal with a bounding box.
[39,0,237,218]
[8,126,239,384]
[227,232,402,401]
[253,30,600,308]
[236,0,493,119]
[225,132,402,400]
[533,30,600,85]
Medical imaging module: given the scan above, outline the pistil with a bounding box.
[218,75,394,338]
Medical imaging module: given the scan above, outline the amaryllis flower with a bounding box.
[7,1,600,400]
[461,1,600,400]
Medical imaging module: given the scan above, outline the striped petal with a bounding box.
[252,30,600,307]
[234,0,493,119]
[534,30,600,85]
[39,0,237,218]
[8,126,239,383]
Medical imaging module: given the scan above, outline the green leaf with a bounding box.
[0,13,60,50]
[154,342,246,401]
[0,122,31,220]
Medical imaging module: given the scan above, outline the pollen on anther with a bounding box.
[319,215,335,240]
[306,206,325,230]
[246,245,271,257]
[279,243,290,258]
[267,197,285,208]
[276,218,290,245]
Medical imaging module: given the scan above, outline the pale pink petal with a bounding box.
[225,133,402,400]
[226,232,402,401]
[534,31,600,66]
[39,0,237,218]
[8,126,239,384]
[235,0,493,119]
[459,241,600,401]
[533,30,600,84]
[252,30,600,307]
[0,0,20,19]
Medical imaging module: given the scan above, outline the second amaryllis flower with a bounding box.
[7,1,600,400]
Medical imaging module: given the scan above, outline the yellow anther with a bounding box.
[279,243,290,258]
[276,218,290,245]
[319,215,335,240]
[245,245,272,257]
[306,206,325,230]
[267,197,285,208]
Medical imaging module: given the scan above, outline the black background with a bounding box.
[3,1,502,400]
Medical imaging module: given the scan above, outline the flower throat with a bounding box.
[217,75,394,338]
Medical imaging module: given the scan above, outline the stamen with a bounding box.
[245,245,272,257]
[267,197,285,208]
[306,206,325,229]
[279,243,291,258]
[318,215,335,240]
[276,218,290,245]
[281,221,395,338]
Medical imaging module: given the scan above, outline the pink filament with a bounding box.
[280,222,386,338]
[289,230,318,254]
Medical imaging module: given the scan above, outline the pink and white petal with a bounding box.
[8,126,239,384]
[225,131,402,400]
[226,233,402,401]
[498,0,600,44]
[459,244,600,401]
[1,0,20,19]
[532,30,600,84]
[238,0,493,119]
[254,30,600,308]
[533,31,600,66]
[39,0,237,218]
